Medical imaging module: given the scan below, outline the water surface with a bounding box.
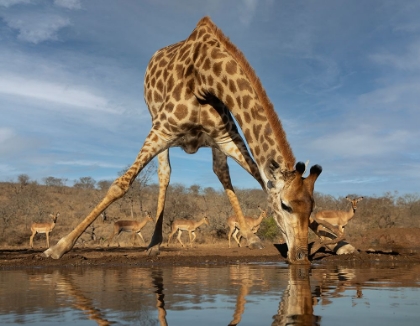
[0,261,419,325]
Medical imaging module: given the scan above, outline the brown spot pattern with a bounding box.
[213,61,223,76]
[174,104,188,120]
[225,60,237,75]
[143,16,296,177]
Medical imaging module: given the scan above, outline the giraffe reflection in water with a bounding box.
[152,269,168,326]
[52,266,320,326]
[226,265,320,326]
[228,264,267,325]
[17,264,419,325]
[147,264,320,326]
[272,266,320,326]
[55,272,112,326]
[57,268,170,326]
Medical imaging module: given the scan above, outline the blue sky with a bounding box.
[0,0,419,197]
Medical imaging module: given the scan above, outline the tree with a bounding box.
[43,176,67,187]
[74,177,96,189]
[117,160,157,216]
[97,180,113,191]
[189,184,201,196]
[18,174,30,186]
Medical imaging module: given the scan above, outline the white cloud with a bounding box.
[56,160,123,169]
[0,75,118,113]
[54,0,81,10]
[0,0,30,8]
[239,0,258,25]
[0,127,14,143]
[358,82,420,113]
[0,127,42,156]
[311,125,410,158]
[393,21,420,33]
[0,163,14,175]
[3,12,70,43]
[298,55,342,95]
[369,41,420,71]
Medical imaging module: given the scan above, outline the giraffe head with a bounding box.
[266,161,322,264]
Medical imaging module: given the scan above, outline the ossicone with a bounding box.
[295,161,306,174]
[310,164,322,176]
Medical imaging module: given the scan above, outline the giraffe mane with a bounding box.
[197,16,296,170]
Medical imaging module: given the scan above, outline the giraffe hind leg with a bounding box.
[212,147,263,249]
[148,150,171,256]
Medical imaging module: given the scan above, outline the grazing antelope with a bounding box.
[227,207,268,248]
[29,212,59,249]
[311,196,364,238]
[108,211,153,247]
[167,216,209,247]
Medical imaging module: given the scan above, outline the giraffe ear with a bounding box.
[303,164,322,193]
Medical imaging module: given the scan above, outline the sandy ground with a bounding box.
[2,231,420,269]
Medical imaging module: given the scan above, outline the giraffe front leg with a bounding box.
[147,149,171,257]
[44,130,165,259]
[212,148,263,250]
[43,181,127,258]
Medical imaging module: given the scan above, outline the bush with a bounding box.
[257,217,281,241]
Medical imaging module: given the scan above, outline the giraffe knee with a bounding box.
[107,180,128,199]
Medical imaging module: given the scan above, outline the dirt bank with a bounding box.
[2,234,420,270]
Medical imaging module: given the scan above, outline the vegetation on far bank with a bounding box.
[1,171,419,250]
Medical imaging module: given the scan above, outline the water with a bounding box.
[0,262,419,325]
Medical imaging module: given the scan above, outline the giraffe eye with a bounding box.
[281,201,293,213]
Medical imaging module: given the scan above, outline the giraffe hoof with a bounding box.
[42,238,71,259]
[146,246,160,257]
[42,246,63,259]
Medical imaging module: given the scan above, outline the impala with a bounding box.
[311,196,364,238]
[108,211,154,247]
[29,212,59,249]
[227,207,268,248]
[167,216,209,247]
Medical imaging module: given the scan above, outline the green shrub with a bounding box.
[257,217,281,241]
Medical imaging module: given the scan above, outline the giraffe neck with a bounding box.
[192,17,296,172]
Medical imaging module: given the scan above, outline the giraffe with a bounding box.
[43,16,322,264]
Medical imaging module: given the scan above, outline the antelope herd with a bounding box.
[28,196,364,254]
